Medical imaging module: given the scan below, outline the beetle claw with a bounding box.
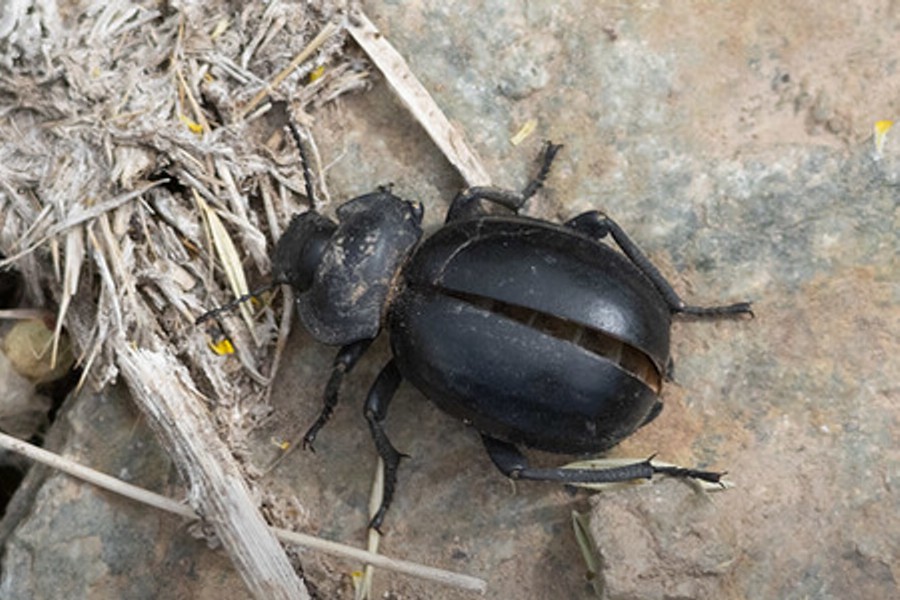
[652,463,725,484]
[367,512,386,534]
[301,432,318,453]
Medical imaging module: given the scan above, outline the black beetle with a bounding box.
[200,126,752,530]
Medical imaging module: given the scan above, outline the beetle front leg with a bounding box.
[481,435,723,485]
[302,338,373,451]
[445,142,563,222]
[565,211,753,317]
[363,360,407,532]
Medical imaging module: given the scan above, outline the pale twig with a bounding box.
[175,63,211,134]
[348,12,491,187]
[355,458,385,600]
[193,190,254,331]
[0,180,167,271]
[0,431,487,593]
[0,309,53,320]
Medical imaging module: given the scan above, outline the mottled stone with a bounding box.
[262,1,898,598]
[0,386,249,600]
[5,1,897,599]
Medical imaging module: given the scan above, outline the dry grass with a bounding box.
[1,0,362,428]
[1,2,365,597]
[0,2,491,596]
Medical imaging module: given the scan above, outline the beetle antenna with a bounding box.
[287,122,318,207]
[196,124,316,327]
[195,282,280,325]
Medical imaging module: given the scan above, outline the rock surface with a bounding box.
[263,1,898,598]
[2,2,898,599]
[0,385,249,600]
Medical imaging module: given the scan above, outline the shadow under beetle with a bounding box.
[200,125,752,531]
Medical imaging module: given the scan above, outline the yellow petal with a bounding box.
[511,118,538,146]
[874,120,893,154]
[179,113,204,134]
[271,438,291,450]
[208,336,235,355]
[309,65,326,83]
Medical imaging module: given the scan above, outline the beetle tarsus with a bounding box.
[485,437,724,487]
[445,141,564,222]
[651,463,724,484]
[676,301,754,319]
[520,141,564,201]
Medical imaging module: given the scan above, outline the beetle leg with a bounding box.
[302,338,374,451]
[363,360,407,532]
[481,435,723,485]
[521,141,564,200]
[445,187,527,222]
[483,435,652,483]
[445,142,564,222]
[565,211,754,317]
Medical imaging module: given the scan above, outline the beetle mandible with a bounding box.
[200,125,752,531]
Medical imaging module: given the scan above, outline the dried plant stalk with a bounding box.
[0,3,494,597]
[348,12,492,187]
[116,341,308,600]
[0,431,487,592]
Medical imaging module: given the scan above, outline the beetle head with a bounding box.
[271,210,338,293]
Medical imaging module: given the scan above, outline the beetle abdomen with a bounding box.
[389,288,660,454]
[402,216,672,374]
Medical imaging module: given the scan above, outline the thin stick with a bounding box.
[0,431,487,593]
[348,12,492,187]
[0,309,54,320]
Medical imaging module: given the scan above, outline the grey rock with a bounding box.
[5,1,898,599]
[0,385,249,600]
[270,1,899,598]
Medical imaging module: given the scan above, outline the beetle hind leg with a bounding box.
[481,435,723,486]
[445,142,563,222]
[565,211,753,318]
[363,360,408,532]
